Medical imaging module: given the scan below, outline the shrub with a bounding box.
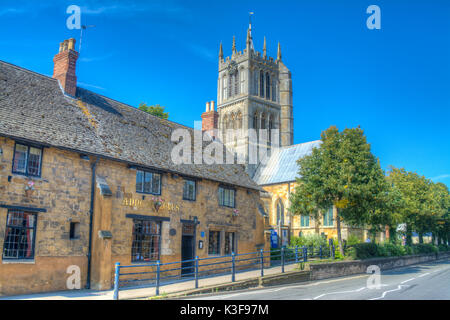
[352,243,379,259]
[290,234,327,248]
[412,243,438,254]
[383,243,406,257]
[346,234,363,246]
[438,244,449,252]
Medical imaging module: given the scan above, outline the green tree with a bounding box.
[138,103,169,119]
[289,126,388,256]
[386,167,446,245]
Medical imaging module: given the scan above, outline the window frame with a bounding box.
[224,232,236,255]
[300,215,310,227]
[323,207,334,227]
[11,142,43,178]
[131,219,162,263]
[2,210,38,260]
[182,178,197,201]
[218,185,236,208]
[208,230,221,255]
[135,169,162,195]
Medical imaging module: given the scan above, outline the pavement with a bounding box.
[184,259,450,300]
[0,262,298,300]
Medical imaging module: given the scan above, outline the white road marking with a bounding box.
[313,287,367,300]
[369,284,410,300]
[417,273,430,278]
[400,278,415,284]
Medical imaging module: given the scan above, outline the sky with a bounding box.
[0,0,449,186]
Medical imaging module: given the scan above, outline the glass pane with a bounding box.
[152,174,161,194]
[219,188,224,205]
[27,147,42,176]
[136,171,144,192]
[143,172,152,193]
[13,144,28,173]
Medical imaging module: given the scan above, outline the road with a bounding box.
[183,260,450,300]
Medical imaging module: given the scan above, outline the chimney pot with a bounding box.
[206,102,210,112]
[210,101,215,111]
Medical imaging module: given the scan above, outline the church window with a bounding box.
[268,116,273,145]
[253,70,258,95]
[237,112,242,129]
[272,78,277,102]
[234,70,239,95]
[240,70,245,94]
[253,112,259,130]
[276,200,284,225]
[259,70,264,97]
[265,73,270,99]
[261,113,266,129]
[223,77,227,100]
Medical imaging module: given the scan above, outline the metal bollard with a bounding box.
[194,256,199,289]
[260,249,264,277]
[231,252,236,282]
[156,260,160,296]
[113,262,120,300]
[281,247,285,273]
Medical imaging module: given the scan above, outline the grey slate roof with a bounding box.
[0,60,260,191]
[252,140,322,185]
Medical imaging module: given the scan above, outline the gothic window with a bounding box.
[253,112,259,130]
[272,78,277,102]
[268,115,273,145]
[253,70,258,96]
[259,70,264,97]
[240,69,245,94]
[276,200,284,226]
[237,112,242,129]
[261,113,266,129]
[234,70,239,95]
[265,73,270,99]
[223,76,227,100]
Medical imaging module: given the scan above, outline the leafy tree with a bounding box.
[289,126,388,256]
[138,103,169,119]
[386,167,447,245]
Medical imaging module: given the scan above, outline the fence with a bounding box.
[112,245,337,300]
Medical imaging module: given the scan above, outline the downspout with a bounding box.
[288,183,291,244]
[86,157,99,289]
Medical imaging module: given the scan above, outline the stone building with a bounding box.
[0,38,269,296]
[201,24,386,246]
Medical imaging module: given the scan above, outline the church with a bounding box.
[201,22,387,246]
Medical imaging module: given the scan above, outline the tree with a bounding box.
[289,126,388,256]
[386,167,446,245]
[138,103,169,119]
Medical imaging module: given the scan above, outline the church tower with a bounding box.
[214,22,293,176]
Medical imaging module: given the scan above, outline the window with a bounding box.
[259,70,264,97]
[208,230,220,255]
[265,73,270,99]
[253,113,258,130]
[222,76,227,100]
[224,232,235,255]
[272,78,277,101]
[69,222,80,239]
[300,215,309,227]
[3,210,37,260]
[219,186,235,208]
[276,200,284,225]
[131,219,161,262]
[136,170,161,195]
[323,207,334,227]
[240,70,245,94]
[12,143,43,177]
[183,179,196,201]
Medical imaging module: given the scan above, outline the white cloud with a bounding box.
[431,174,450,181]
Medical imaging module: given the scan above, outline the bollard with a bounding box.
[281,247,285,273]
[113,262,120,300]
[260,249,264,277]
[295,246,299,263]
[194,256,199,289]
[231,252,236,282]
[156,260,161,296]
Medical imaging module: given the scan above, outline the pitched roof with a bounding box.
[0,60,260,190]
[252,140,322,185]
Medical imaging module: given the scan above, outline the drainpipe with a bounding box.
[86,157,99,289]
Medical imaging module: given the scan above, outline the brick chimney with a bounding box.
[201,100,219,138]
[53,38,79,97]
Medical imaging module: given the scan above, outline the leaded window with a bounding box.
[131,219,161,262]
[219,186,235,208]
[276,200,284,225]
[266,73,270,99]
[259,70,264,97]
[2,211,37,260]
[224,232,235,255]
[136,170,161,195]
[12,143,43,177]
[183,179,196,201]
[208,230,220,255]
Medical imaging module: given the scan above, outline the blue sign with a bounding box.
[200,231,205,238]
[270,230,278,248]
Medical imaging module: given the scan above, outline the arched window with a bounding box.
[253,112,259,130]
[237,112,242,129]
[222,77,227,100]
[253,70,258,95]
[240,69,245,94]
[234,70,239,96]
[276,200,284,226]
[260,70,264,98]
[272,78,276,102]
[268,115,273,145]
[261,113,266,130]
[265,73,270,99]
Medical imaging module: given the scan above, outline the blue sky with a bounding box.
[0,0,449,186]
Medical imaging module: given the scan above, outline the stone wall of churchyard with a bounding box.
[0,137,91,295]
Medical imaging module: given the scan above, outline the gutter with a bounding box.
[86,157,99,289]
